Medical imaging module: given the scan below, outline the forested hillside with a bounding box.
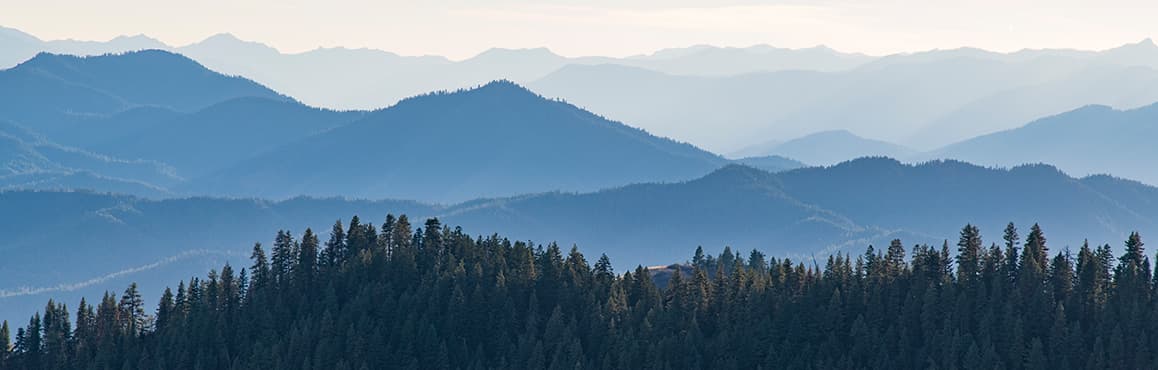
[2,218,1156,369]
[7,158,1158,328]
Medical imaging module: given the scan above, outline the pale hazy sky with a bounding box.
[5,0,1157,59]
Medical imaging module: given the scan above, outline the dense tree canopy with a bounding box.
[2,217,1156,369]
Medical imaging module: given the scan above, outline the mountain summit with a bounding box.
[191,81,727,202]
[0,50,289,133]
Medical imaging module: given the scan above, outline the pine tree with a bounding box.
[119,283,146,335]
[957,224,983,285]
[156,287,175,332]
[885,239,907,278]
[297,228,320,287]
[323,219,346,270]
[1003,222,1020,283]
[249,243,271,292]
[0,320,9,368]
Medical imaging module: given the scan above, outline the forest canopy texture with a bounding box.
[1,216,1155,370]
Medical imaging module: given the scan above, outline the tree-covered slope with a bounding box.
[4,215,1158,369]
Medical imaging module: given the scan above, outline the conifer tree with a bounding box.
[0,320,9,368]
[957,224,983,285]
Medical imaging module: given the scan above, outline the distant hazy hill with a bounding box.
[191,81,728,202]
[7,158,1158,324]
[0,51,728,200]
[0,26,875,111]
[175,36,873,110]
[443,164,879,265]
[0,50,337,185]
[447,158,1158,265]
[620,44,872,76]
[773,158,1152,240]
[0,50,288,134]
[0,26,167,67]
[735,130,915,166]
[0,120,178,195]
[97,97,364,178]
[10,26,1158,155]
[529,64,841,152]
[530,46,1158,153]
[927,103,1158,185]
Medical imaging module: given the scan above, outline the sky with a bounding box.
[4,0,1158,59]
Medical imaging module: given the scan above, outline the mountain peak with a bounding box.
[0,25,41,43]
[1105,37,1158,54]
[187,33,279,55]
[107,34,165,45]
[475,79,536,93]
[808,129,859,139]
[470,47,562,62]
[704,163,772,179]
[397,79,542,107]
[201,33,244,43]
[7,48,287,114]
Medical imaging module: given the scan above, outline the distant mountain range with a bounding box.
[5,48,1158,197]
[740,103,1158,189]
[12,26,1158,154]
[0,26,872,111]
[5,47,1158,194]
[190,80,728,202]
[0,50,288,134]
[926,103,1158,185]
[5,158,1157,325]
[733,130,915,166]
[0,50,730,202]
[530,46,1158,152]
[0,120,179,196]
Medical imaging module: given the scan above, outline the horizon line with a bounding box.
[5,24,1156,63]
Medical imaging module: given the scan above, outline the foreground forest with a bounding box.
[1,216,1156,369]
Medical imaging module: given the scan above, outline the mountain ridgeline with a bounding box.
[928,103,1158,186]
[6,158,1158,328]
[10,25,1158,157]
[0,51,727,201]
[3,217,1157,369]
[0,50,287,128]
[190,80,726,202]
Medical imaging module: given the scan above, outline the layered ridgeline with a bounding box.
[190,80,727,202]
[0,50,359,189]
[8,49,1158,199]
[927,103,1158,186]
[532,41,1158,152]
[0,26,874,109]
[0,50,288,128]
[742,102,1158,186]
[6,158,1158,327]
[732,130,915,166]
[0,51,725,201]
[10,25,1158,154]
[4,217,1157,369]
[0,121,178,196]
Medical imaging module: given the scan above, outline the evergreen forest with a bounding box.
[2,216,1155,370]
